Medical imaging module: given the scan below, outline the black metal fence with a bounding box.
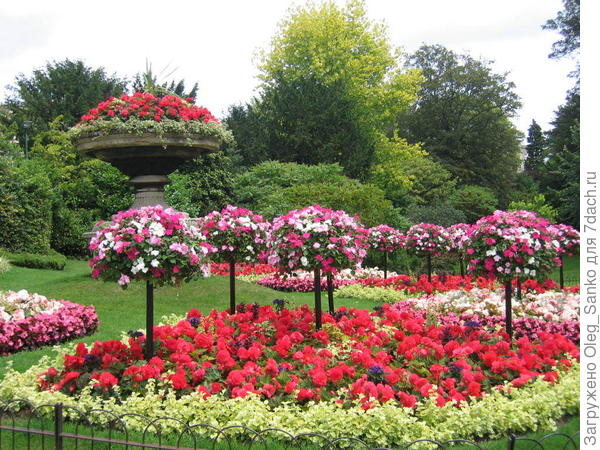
[0,399,579,449]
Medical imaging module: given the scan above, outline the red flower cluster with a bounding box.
[39,305,578,409]
[356,274,497,294]
[79,92,219,124]
[355,274,577,295]
[210,263,277,276]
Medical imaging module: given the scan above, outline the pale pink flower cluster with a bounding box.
[267,204,369,274]
[198,205,269,263]
[89,205,214,288]
[401,288,579,322]
[466,210,561,282]
[446,223,473,252]
[367,225,404,252]
[548,224,580,256]
[0,290,63,322]
[404,223,452,257]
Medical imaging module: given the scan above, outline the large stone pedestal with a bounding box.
[76,133,220,210]
[77,132,220,240]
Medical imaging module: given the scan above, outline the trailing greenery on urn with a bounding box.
[69,92,233,144]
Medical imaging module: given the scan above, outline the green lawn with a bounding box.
[0,261,375,374]
[549,255,580,286]
[0,260,580,448]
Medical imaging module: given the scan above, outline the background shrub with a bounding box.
[27,121,134,257]
[233,161,348,208]
[0,249,67,270]
[49,159,133,257]
[258,179,393,226]
[448,185,498,223]
[508,194,559,222]
[0,158,54,254]
[405,202,467,227]
[165,152,234,217]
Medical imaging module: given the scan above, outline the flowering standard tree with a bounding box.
[465,210,560,339]
[367,224,403,279]
[267,205,369,328]
[446,223,473,276]
[403,223,453,281]
[89,205,215,359]
[548,224,580,288]
[197,205,270,312]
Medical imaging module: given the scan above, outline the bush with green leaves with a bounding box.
[509,194,558,223]
[28,120,134,257]
[0,249,67,270]
[165,152,235,217]
[0,158,54,254]
[448,185,498,223]
[52,159,134,257]
[233,161,348,208]
[260,179,392,226]
[405,202,466,227]
[233,161,394,226]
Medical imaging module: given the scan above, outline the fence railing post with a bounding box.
[54,402,63,450]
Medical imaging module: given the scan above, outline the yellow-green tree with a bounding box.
[369,132,456,207]
[232,0,421,177]
[258,0,421,130]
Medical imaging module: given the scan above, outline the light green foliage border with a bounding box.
[0,341,579,447]
[335,284,413,303]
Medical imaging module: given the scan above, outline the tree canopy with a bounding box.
[543,0,580,60]
[229,0,421,177]
[397,44,522,200]
[5,59,127,131]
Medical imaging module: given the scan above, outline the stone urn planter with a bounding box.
[76,133,221,209]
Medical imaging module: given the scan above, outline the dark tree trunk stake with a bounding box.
[505,281,513,341]
[327,273,335,314]
[229,260,236,313]
[427,253,432,282]
[314,268,322,330]
[145,280,154,361]
[516,278,522,300]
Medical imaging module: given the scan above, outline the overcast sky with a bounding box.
[0,0,576,135]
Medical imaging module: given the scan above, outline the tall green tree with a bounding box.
[223,102,271,169]
[524,119,546,179]
[5,59,127,131]
[543,0,580,60]
[230,0,421,178]
[539,91,579,227]
[397,44,522,201]
[537,0,579,227]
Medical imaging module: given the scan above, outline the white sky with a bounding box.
[0,0,576,136]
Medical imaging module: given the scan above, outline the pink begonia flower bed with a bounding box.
[390,301,580,344]
[0,290,98,355]
[257,273,357,292]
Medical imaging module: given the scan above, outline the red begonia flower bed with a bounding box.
[39,305,578,410]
